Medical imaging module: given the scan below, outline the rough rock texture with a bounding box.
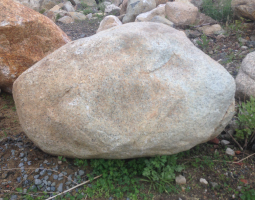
[232,0,255,21]
[13,22,235,159]
[97,15,122,33]
[150,15,173,27]
[0,0,71,93]
[63,1,75,12]
[235,52,255,100]
[165,1,198,26]
[69,12,87,20]
[122,0,156,23]
[155,0,168,6]
[135,4,165,22]
[14,0,62,12]
[58,16,74,24]
[198,24,224,35]
[120,0,128,15]
[194,12,218,26]
[105,4,121,16]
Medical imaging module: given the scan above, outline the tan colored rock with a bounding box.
[135,4,165,22]
[198,24,224,35]
[155,0,168,6]
[13,0,61,12]
[232,0,255,21]
[122,0,156,23]
[165,1,198,26]
[63,1,75,12]
[97,15,122,33]
[57,16,74,24]
[236,52,255,100]
[13,22,235,159]
[0,0,70,93]
[46,10,57,22]
[49,5,61,12]
[69,12,87,20]
[194,12,217,26]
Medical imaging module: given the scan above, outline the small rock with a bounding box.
[78,170,85,176]
[210,182,218,188]
[35,179,42,185]
[19,153,25,158]
[65,181,71,185]
[57,183,63,192]
[27,161,31,165]
[175,175,186,185]
[18,163,24,167]
[10,195,17,200]
[221,140,230,145]
[58,161,62,165]
[40,170,46,176]
[34,175,39,179]
[200,178,208,185]
[241,46,248,50]
[43,160,48,164]
[53,175,58,180]
[51,182,56,187]
[2,172,8,179]
[226,148,235,156]
[51,186,56,192]
[17,177,21,183]
[35,168,40,173]
[23,189,27,194]
[11,150,15,156]
[24,157,28,162]
[23,174,28,180]
[44,176,49,181]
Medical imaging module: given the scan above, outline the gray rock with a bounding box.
[19,153,25,158]
[47,181,51,186]
[65,181,71,185]
[78,170,85,176]
[221,140,230,145]
[44,176,49,180]
[51,186,56,192]
[34,175,39,179]
[2,172,8,179]
[200,178,208,185]
[40,170,46,176]
[47,187,51,191]
[27,161,31,165]
[51,182,56,187]
[63,1,75,12]
[35,168,40,173]
[23,174,28,180]
[210,182,218,188]
[10,195,17,200]
[57,183,63,192]
[24,157,28,162]
[11,150,15,156]
[18,163,24,167]
[123,0,156,23]
[35,179,42,185]
[17,177,21,183]
[53,175,58,180]
[23,189,27,194]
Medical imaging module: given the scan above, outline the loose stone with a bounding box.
[200,178,208,185]
[35,179,42,185]
[226,148,235,156]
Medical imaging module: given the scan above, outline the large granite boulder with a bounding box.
[0,0,70,93]
[235,52,255,100]
[13,22,235,159]
[122,0,156,23]
[232,0,255,21]
[165,1,198,26]
[97,15,122,33]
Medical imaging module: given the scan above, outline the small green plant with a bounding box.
[197,34,210,51]
[83,8,93,15]
[241,189,255,200]
[80,2,88,9]
[97,3,106,13]
[56,13,61,21]
[1,104,8,110]
[236,97,255,148]
[201,0,233,23]
[39,9,46,14]
[58,156,67,162]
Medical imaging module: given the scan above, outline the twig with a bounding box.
[45,174,102,200]
[226,129,243,151]
[233,152,255,163]
[1,168,78,185]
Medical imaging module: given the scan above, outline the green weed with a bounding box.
[197,34,210,51]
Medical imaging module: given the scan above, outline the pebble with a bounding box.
[200,178,208,185]
[241,46,248,50]
[53,175,58,180]
[18,163,24,167]
[175,175,186,185]
[11,150,15,156]
[65,181,71,185]
[35,179,42,185]
[35,168,40,173]
[10,195,17,200]
[44,176,49,181]
[19,153,25,158]
[34,175,39,179]
[58,161,62,165]
[27,161,32,165]
[23,189,27,194]
[210,182,218,188]
[2,172,8,179]
[17,177,21,183]
[24,157,28,162]
[226,148,235,156]
[221,140,230,145]
[40,170,46,176]
[47,181,51,186]
[51,186,56,192]
[79,170,85,176]
[51,182,56,187]
[23,174,28,180]
[57,183,63,192]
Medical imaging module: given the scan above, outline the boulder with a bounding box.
[194,12,218,26]
[105,4,121,16]
[13,22,235,159]
[232,0,255,21]
[150,15,173,27]
[97,15,122,33]
[57,16,74,24]
[155,0,168,6]
[63,1,75,12]
[69,12,87,20]
[0,0,70,93]
[198,24,224,35]
[122,0,156,23]
[135,4,165,22]
[165,1,198,26]
[235,52,255,100]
